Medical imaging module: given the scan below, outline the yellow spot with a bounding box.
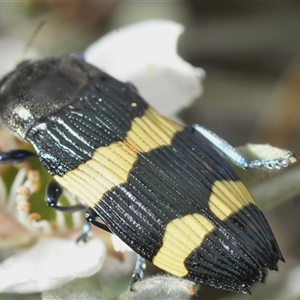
[209,180,257,220]
[153,214,214,277]
[126,108,182,153]
[54,107,183,207]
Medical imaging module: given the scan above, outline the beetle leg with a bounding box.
[83,208,146,289]
[76,208,111,243]
[46,180,86,213]
[76,222,92,243]
[191,124,296,170]
[76,208,111,242]
[84,207,111,233]
[130,255,146,291]
[0,149,36,164]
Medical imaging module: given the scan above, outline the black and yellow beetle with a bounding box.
[0,57,296,293]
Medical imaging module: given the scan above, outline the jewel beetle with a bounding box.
[0,57,296,293]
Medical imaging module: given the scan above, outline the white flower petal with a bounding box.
[85,19,205,118]
[0,237,106,293]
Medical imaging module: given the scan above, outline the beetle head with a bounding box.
[0,57,97,139]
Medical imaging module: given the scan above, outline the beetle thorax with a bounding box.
[0,57,92,139]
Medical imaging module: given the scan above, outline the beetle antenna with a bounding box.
[18,20,45,63]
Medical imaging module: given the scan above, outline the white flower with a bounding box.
[0,164,107,294]
[0,238,106,293]
[85,19,205,120]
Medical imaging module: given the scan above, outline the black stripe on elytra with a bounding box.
[220,203,283,268]
[26,73,148,176]
[93,127,282,288]
[166,129,283,270]
[183,204,281,292]
[93,128,238,256]
[183,218,265,293]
